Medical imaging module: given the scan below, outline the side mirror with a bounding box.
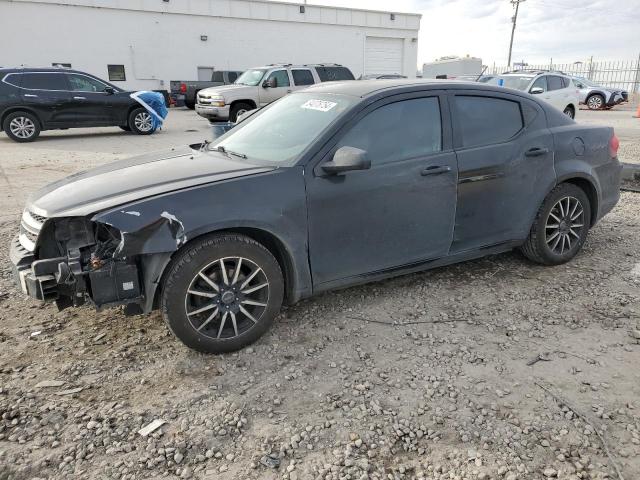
[530,87,544,94]
[321,147,370,175]
[263,77,277,88]
[104,86,115,95]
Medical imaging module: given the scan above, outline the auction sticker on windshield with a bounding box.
[301,99,337,112]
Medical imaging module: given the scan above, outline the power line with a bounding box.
[507,0,526,67]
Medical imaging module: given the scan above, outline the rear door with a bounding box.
[66,73,116,125]
[291,68,315,91]
[450,90,555,252]
[546,75,569,110]
[16,72,74,128]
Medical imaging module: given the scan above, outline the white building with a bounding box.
[422,56,483,79]
[0,0,421,90]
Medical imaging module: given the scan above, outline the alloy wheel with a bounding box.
[134,111,153,132]
[184,257,269,339]
[9,116,36,139]
[563,107,574,119]
[587,96,603,109]
[545,196,584,255]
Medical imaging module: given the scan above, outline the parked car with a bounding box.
[0,68,156,142]
[170,70,243,109]
[359,73,407,79]
[195,63,355,122]
[487,70,579,118]
[571,76,629,110]
[10,80,621,353]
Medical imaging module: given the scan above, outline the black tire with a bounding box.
[3,111,41,142]
[229,102,253,122]
[161,233,284,353]
[128,107,155,135]
[185,101,196,110]
[563,105,575,119]
[520,183,591,266]
[119,125,131,132]
[586,94,605,110]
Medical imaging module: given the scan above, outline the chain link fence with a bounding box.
[487,58,640,94]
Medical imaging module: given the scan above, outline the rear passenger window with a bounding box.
[337,97,442,165]
[547,76,565,91]
[292,69,315,86]
[19,73,68,90]
[455,96,523,148]
[316,66,355,82]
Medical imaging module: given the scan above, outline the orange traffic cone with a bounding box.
[634,100,640,118]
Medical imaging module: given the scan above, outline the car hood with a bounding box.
[199,84,254,98]
[27,146,275,218]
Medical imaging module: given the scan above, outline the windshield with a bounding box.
[212,93,356,165]
[234,69,267,86]
[487,75,533,91]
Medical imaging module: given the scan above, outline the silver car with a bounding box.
[572,76,628,110]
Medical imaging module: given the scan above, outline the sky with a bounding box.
[297,0,640,69]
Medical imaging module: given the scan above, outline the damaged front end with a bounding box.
[11,210,146,314]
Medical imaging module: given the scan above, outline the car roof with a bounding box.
[0,67,90,75]
[301,78,530,98]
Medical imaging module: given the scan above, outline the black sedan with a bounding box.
[10,80,622,353]
[0,68,155,142]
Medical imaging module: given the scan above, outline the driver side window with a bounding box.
[336,97,442,166]
[266,70,290,88]
[67,74,107,92]
[530,76,547,93]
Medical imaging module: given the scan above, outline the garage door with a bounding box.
[365,37,404,76]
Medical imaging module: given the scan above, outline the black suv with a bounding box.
[0,68,155,142]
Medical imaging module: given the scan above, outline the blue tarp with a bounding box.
[130,91,168,131]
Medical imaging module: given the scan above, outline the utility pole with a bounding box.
[507,0,526,67]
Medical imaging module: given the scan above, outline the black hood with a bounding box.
[27,146,275,217]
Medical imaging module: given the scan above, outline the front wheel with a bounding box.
[3,111,41,142]
[520,183,591,265]
[161,234,284,353]
[587,94,604,110]
[128,107,155,135]
[229,102,253,122]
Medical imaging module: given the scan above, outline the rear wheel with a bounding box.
[128,107,155,135]
[161,233,284,353]
[586,94,604,110]
[520,183,591,265]
[3,111,40,142]
[230,102,253,122]
[563,105,575,119]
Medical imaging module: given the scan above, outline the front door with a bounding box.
[65,73,115,125]
[258,69,292,106]
[306,93,458,286]
[450,91,555,252]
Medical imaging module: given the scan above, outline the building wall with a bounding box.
[0,0,420,90]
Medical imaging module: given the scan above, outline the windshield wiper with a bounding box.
[215,145,247,159]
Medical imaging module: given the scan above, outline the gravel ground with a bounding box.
[0,107,639,480]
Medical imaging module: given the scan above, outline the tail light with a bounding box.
[609,132,619,158]
[179,83,187,94]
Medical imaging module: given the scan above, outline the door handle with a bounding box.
[525,147,549,157]
[24,94,38,98]
[73,96,86,100]
[421,165,451,176]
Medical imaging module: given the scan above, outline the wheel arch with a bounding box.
[557,175,599,227]
[148,225,299,312]
[230,99,257,111]
[1,107,44,129]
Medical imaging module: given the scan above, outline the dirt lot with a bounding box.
[1,104,639,480]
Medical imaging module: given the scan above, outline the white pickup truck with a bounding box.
[195,63,355,122]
